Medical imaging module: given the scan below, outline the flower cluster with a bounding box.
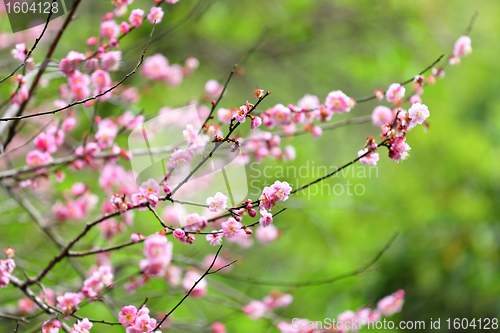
[259,180,292,213]
[243,291,293,320]
[0,258,15,288]
[119,305,161,333]
[139,234,173,277]
[82,264,114,298]
[276,289,405,333]
[450,35,472,65]
[70,318,93,333]
[56,292,84,317]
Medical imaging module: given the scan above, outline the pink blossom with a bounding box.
[120,21,131,34]
[184,56,199,73]
[100,19,120,39]
[165,0,180,3]
[255,224,278,243]
[358,148,379,165]
[206,232,224,246]
[71,318,92,333]
[57,292,84,313]
[377,289,405,316]
[408,102,429,128]
[164,63,184,87]
[101,51,122,71]
[271,180,292,202]
[311,125,322,139]
[269,104,291,126]
[183,124,198,144]
[211,322,226,333]
[139,178,160,198]
[221,218,242,238]
[409,94,422,105]
[82,265,114,298]
[173,228,185,239]
[11,43,26,61]
[259,210,273,227]
[453,35,472,57]
[34,131,57,153]
[165,265,183,286]
[99,218,124,240]
[182,270,207,298]
[59,51,85,76]
[325,90,354,113]
[147,6,164,24]
[217,108,234,124]
[371,105,393,127]
[131,233,142,243]
[62,117,77,131]
[205,79,223,98]
[206,192,228,212]
[129,9,144,28]
[233,104,249,123]
[140,234,173,277]
[95,118,118,148]
[184,213,207,231]
[297,94,319,110]
[26,150,52,167]
[141,53,169,80]
[132,314,157,332]
[42,320,61,333]
[385,83,405,103]
[91,70,112,91]
[119,305,138,326]
[242,300,267,320]
[388,137,411,163]
[0,259,15,288]
[250,116,262,130]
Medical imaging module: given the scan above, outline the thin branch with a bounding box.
[0,0,56,84]
[154,245,233,330]
[0,23,156,123]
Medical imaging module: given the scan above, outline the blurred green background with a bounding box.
[1,0,499,332]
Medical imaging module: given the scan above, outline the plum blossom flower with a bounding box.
[268,104,291,126]
[325,90,355,113]
[259,210,273,227]
[385,83,405,103]
[371,105,393,127]
[206,232,224,246]
[101,51,122,71]
[182,270,207,298]
[233,104,249,123]
[184,213,207,231]
[205,79,223,98]
[243,300,267,320]
[250,116,262,130]
[100,20,120,39]
[0,259,15,288]
[147,6,164,24]
[388,137,411,163]
[221,218,242,238]
[358,148,379,166]
[169,149,192,167]
[26,150,52,167]
[377,289,405,316]
[70,318,93,333]
[42,320,62,333]
[408,103,430,128]
[129,9,144,27]
[453,35,472,57]
[139,234,173,277]
[297,94,319,110]
[183,124,198,144]
[206,192,228,212]
[57,292,84,314]
[255,225,279,243]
